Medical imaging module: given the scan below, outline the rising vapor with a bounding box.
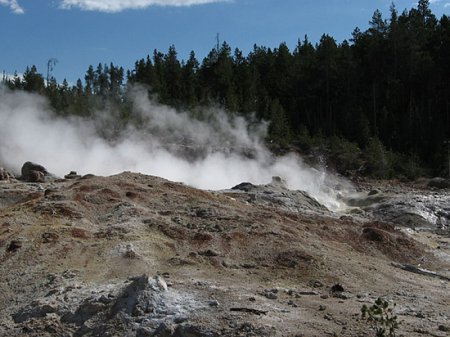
[0,86,348,210]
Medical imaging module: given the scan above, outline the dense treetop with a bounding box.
[2,0,450,178]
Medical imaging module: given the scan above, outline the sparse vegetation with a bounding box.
[361,298,400,337]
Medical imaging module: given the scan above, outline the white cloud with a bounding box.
[0,0,24,14]
[59,0,229,12]
[430,0,450,6]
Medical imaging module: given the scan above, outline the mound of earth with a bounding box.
[0,172,449,336]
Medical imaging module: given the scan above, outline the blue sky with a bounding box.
[1,0,449,83]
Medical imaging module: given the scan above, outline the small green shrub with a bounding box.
[361,298,400,337]
[328,136,363,175]
[389,152,426,180]
[363,137,393,178]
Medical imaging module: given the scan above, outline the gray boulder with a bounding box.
[21,161,48,182]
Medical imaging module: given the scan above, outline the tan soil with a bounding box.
[0,172,448,336]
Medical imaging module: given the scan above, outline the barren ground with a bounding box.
[0,172,449,337]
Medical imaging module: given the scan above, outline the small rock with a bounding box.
[208,300,219,307]
[324,313,333,321]
[124,244,137,259]
[155,275,168,291]
[265,293,277,300]
[6,240,22,253]
[368,189,381,196]
[287,300,298,307]
[64,171,81,179]
[62,270,79,279]
[171,216,183,224]
[42,232,59,243]
[331,284,344,293]
[240,263,257,269]
[438,325,449,332]
[259,288,278,299]
[198,249,219,257]
[308,280,324,288]
[97,295,112,304]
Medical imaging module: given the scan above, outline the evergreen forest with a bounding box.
[2,0,450,179]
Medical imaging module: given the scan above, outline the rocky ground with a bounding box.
[0,168,449,337]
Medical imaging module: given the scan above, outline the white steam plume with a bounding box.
[0,86,348,211]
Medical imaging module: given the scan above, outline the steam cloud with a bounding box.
[0,86,349,210]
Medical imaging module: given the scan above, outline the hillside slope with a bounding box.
[0,172,449,336]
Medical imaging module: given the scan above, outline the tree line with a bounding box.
[2,0,450,178]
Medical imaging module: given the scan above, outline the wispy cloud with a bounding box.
[59,0,229,13]
[430,0,450,6]
[0,0,24,14]
[427,0,450,9]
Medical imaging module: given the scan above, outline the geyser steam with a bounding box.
[0,86,349,210]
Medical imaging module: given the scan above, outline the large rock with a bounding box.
[21,161,48,182]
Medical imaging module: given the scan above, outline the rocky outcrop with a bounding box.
[20,161,49,182]
[230,176,329,214]
[11,273,211,337]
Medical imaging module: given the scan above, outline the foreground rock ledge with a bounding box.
[0,172,449,337]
